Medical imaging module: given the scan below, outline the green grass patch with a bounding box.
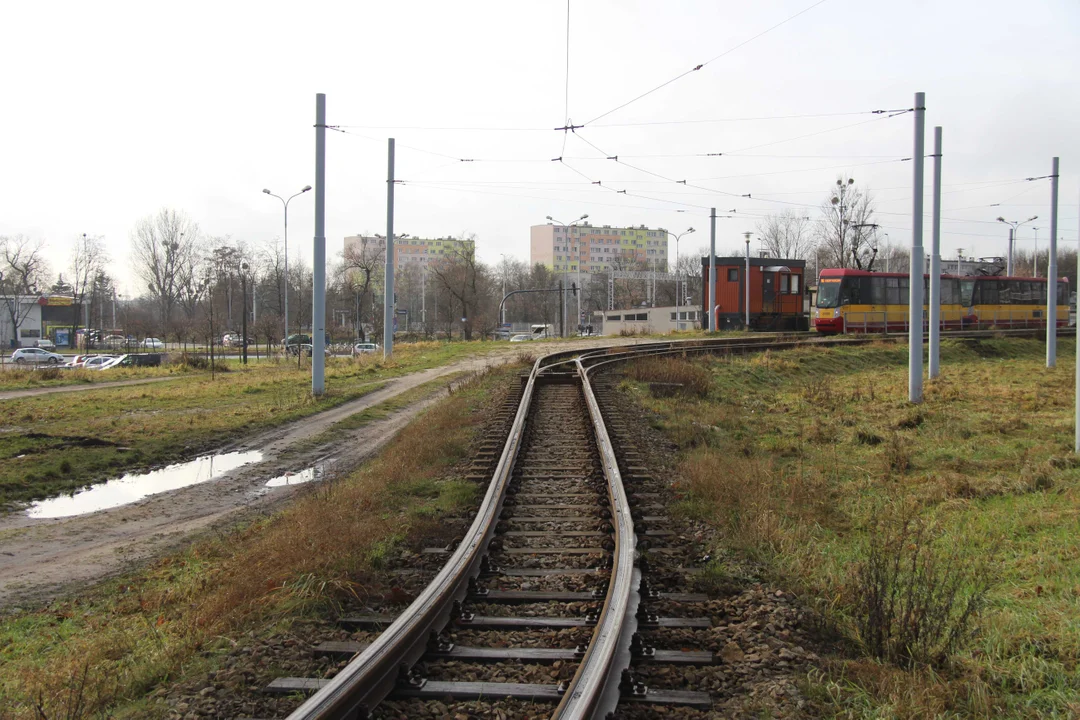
[0,343,498,507]
[625,338,1080,718]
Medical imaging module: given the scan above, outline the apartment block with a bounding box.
[344,235,475,267]
[530,222,669,274]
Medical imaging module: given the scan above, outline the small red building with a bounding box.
[700,257,808,331]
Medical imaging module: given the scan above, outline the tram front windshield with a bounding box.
[817,279,842,308]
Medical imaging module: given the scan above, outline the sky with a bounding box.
[2,0,1078,295]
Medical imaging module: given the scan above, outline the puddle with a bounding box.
[265,461,334,488]
[26,451,264,519]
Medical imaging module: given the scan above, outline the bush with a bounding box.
[625,356,712,398]
[850,505,995,667]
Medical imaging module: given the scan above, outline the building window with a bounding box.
[21,328,41,338]
[727,269,738,282]
[790,274,800,294]
[780,274,790,293]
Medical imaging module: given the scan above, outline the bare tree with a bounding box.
[341,237,385,342]
[130,209,201,335]
[428,235,486,340]
[69,234,107,349]
[0,235,48,349]
[815,176,877,270]
[756,210,813,260]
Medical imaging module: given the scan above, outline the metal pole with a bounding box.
[1048,157,1059,368]
[576,245,581,335]
[1007,227,1014,276]
[929,126,943,379]
[909,91,926,403]
[674,233,680,330]
[708,208,716,331]
[383,139,396,359]
[744,232,751,329]
[421,268,426,329]
[284,203,289,346]
[311,93,327,395]
[1034,227,1039,277]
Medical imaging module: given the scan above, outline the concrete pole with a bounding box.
[909,91,926,403]
[383,139,396,359]
[421,268,426,328]
[311,93,327,396]
[1007,228,1014,276]
[928,126,943,379]
[744,233,751,328]
[708,208,716,331]
[1047,157,1059,368]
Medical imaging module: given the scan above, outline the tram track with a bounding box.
[266,327,1069,720]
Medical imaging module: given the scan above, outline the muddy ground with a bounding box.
[0,338,646,609]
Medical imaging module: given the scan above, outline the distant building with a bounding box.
[0,295,43,348]
[344,235,475,268]
[530,223,669,274]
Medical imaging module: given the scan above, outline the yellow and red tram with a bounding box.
[813,268,1068,334]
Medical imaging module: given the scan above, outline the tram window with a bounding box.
[960,280,975,306]
[869,277,886,304]
[999,281,1013,304]
[1058,282,1068,305]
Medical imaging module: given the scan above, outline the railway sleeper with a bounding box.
[310,640,716,666]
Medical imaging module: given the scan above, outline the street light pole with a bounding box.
[997,215,1037,276]
[546,213,588,334]
[665,227,695,330]
[263,185,312,347]
[1033,227,1040,277]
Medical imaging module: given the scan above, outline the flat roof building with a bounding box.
[530,222,669,274]
[344,235,475,267]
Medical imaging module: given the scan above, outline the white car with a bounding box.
[141,337,164,349]
[35,338,56,350]
[82,355,116,370]
[352,342,378,356]
[509,334,534,343]
[11,347,65,365]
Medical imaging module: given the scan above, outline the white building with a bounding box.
[0,296,43,349]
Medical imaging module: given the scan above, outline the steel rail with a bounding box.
[285,355,546,720]
[550,357,637,719]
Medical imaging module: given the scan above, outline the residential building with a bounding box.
[530,222,669,274]
[344,234,475,267]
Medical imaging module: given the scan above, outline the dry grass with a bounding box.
[0,363,521,718]
[624,356,712,398]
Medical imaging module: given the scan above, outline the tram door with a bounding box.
[762,272,776,313]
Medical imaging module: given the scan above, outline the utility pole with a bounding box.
[559,280,565,338]
[707,208,716,331]
[241,263,249,365]
[928,126,943,379]
[383,139,396,359]
[311,93,327,396]
[909,91,926,403]
[744,232,751,328]
[1047,157,1059,368]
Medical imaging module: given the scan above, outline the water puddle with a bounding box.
[26,451,264,519]
[265,461,334,488]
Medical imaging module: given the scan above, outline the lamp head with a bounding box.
[301,185,312,193]
[579,214,589,220]
[262,188,271,194]
[545,215,553,221]
[996,217,1006,223]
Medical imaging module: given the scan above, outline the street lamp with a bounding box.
[997,215,1037,276]
[665,227,695,329]
[1032,226,1040,277]
[263,185,312,345]
[546,213,588,334]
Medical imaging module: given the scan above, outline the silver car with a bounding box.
[11,347,65,365]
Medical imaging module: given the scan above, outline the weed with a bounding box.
[849,504,996,667]
[624,356,711,398]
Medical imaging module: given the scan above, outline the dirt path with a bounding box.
[0,338,644,608]
[0,375,183,401]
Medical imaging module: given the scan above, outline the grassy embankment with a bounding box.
[0,360,519,718]
[625,338,1080,718]
[0,341,495,506]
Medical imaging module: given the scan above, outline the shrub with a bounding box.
[624,356,711,398]
[850,505,995,667]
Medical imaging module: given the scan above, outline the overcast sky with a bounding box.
[2,0,1078,295]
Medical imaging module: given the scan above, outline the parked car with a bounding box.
[35,338,56,350]
[222,333,246,347]
[509,334,534,343]
[103,335,127,349]
[82,355,117,370]
[102,353,162,369]
[352,342,379,356]
[141,337,164,350]
[11,347,65,365]
[288,343,331,358]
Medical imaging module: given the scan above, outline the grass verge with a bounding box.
[0,360,521,718]
[623,338,1080,718]
[0,341,496,506]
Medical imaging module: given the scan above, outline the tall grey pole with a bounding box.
[928,126,943,379]
[311,93,327,396]
[1006,228,1014,276]
[383,139,396,359]
[1047,157,1059,368]
[744,232,751,328]
[708,208,716,331]
[284,203,289,345]
[908,91,926,403]
[421,268,426,328]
